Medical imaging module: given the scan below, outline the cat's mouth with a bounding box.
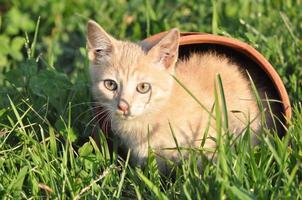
[120,115,134,120]
[115,112,135,120]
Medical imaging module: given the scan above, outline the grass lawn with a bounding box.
[0,0,302,199]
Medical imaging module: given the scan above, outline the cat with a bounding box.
[87,20,261,169]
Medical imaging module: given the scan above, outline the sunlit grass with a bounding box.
[2,98,302,198]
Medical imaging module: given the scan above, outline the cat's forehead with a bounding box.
[110,41,152,75]
[114,42,145,65]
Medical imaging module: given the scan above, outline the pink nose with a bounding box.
[117,101,128,113]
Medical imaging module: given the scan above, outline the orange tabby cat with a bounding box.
[87,20,260,168]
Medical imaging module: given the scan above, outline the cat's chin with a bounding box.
[115,113,136,121]
[120,115,135,120]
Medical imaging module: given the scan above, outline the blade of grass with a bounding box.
[30,16,40,58]
[279,12,299,44]
[216,74,229,130]
[211,0,218,34]
[114,150,130,198]
[136,170,169,200]
[226,184,255,200]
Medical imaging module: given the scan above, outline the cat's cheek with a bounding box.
[139,98,155,115]
[131,106,145,117]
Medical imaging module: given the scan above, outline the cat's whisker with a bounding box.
[73,105,109,124]
[72,106,104,126]
[103,116,109,134]
[100,112,109,131]
[83,108,111,135]
[69,101,103,108]
[102,112,113,135]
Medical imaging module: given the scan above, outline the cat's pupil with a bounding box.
[137,82,151,94]
[104,79,117,91]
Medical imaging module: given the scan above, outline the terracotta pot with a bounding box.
[144,32,291,126]
[93,32,291,145]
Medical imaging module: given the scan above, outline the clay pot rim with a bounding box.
[144,32,292,121]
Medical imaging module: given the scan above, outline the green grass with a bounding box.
[1,0,302,199]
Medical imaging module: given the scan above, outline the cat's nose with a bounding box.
[117,101,129,113]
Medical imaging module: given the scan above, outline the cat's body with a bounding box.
[87,20,260,168]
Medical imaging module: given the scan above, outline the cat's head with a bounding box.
[87,20,179,120]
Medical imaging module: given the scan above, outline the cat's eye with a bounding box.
[104,79,118,91]
[136,82,151,94]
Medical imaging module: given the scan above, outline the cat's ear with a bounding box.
[147,28,180,70]
[87,20,117,62]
